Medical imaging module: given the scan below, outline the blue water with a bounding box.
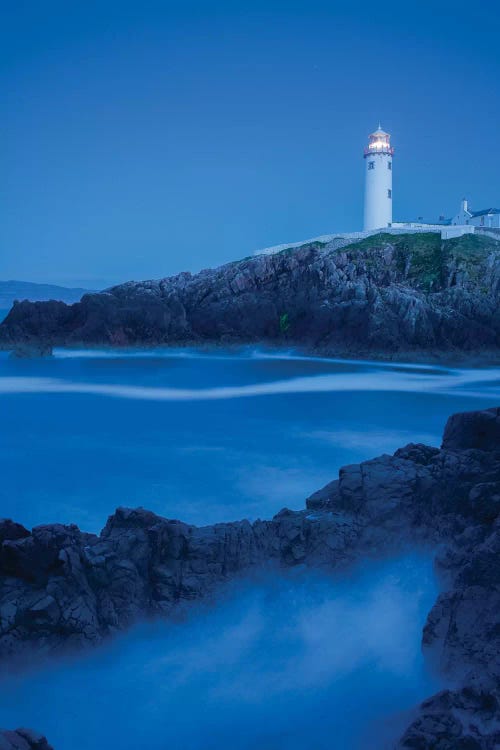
[0,347,499,748]
[0,555,439,750]
[0,347,499,532]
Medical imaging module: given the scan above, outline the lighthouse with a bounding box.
[363,125,394,231]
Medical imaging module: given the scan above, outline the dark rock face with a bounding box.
[442,406,500,452]
[396,688,500,749]
[0,408,498,748]
[0,728,53,750]
[1,234,499,356]
[9,344,53,359]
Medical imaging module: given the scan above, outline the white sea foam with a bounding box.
[52,346,453,372]
[0,367,499,402]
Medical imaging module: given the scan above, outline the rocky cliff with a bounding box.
[1,233,499,358]
[0,407,499,747]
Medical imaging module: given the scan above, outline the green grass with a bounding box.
[240,232,498,290]
[443,234,498,284]
[239,239,328,263]
[347,232,498,292]
[345,232,413,251]
[395,234,443,291]
[277,240,328,255]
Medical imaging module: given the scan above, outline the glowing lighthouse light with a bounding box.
[363,125,394,231]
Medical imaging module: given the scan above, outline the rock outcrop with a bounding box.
[397,688,500,749]
[0,729,53,750]
[0,407,498,747]
[1,233,499,357]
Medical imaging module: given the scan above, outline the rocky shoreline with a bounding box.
[0,406,498,747]
[1,233,499,360]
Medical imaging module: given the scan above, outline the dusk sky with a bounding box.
[1,0,499,287]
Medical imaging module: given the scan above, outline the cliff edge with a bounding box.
[1,233,499,358]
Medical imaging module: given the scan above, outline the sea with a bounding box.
[0,342,498,748]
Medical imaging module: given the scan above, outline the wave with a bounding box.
[52,346,454,372]
[0,367,499,402]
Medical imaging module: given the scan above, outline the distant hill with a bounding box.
[0,280,89,310]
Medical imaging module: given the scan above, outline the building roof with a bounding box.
[471,208,500,217]
[371,124,389,136]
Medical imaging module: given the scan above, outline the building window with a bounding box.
[368,161,375,170]
[388,189,392,199]
[388,162,392,170]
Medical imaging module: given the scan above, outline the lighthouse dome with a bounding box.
[372,124,389,136]
[365,125,394,156]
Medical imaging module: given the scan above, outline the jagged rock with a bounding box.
[396,688,500,749]
[0,728,53,750]
[0,234,499,357]
[442,406,500,452]
[0,408,498,748]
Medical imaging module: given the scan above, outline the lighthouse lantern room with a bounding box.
[363,125,394,231]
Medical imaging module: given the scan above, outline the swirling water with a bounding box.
[0,347,499,531]
[0,347,499,748]
[0,556,438,750]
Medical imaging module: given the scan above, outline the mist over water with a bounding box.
[0,348,498,532]
[0,555,439,750]
[0,348,496,745]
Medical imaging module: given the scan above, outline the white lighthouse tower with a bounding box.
[363,125,394,231]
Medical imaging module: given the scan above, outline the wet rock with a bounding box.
[396,688,500,749]
[442,407,500,452]
[0,408,498,748]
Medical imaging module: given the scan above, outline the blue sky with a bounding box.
[1,0,499,287]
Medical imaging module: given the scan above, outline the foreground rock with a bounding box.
[0,233,499,357]
[0,729,53,750]
[397,688,500,749]
[0,407,498,748]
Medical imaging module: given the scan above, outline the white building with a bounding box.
[363,125,394,231]
[451,199,500,228]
